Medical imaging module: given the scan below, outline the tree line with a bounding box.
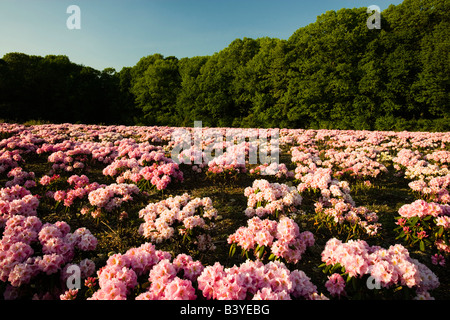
[0,0,448,131]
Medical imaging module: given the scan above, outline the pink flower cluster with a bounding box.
[291,144,387,181]
[5,167,36,188]
[136,255,202,300]
[47,149,88,173]
[314,198,381,236]
[291,146,322,172]
[244,179,302,218]
[325,273,346,297]
[0,213,97,292]
[39,138,137,175]
[409,175,450,204]
[102,139,183,190]
[90,243,157,300]
[45,174,104,208]
[0,185,39,227]
[322,238,439,298]
[228,216,314,264]
[250,162,294,179]
[397,200,450,254]
[296,168,354,205]
[322,148,388,179]
[173,134,255,176]
[0,149,23,174]
[88,183,140,212]
[426,150,450,166]
[393,148,450,181]
[138,193,217,250]
[89,243,202,300]
[39,173,61,186]
[398,199,450,219]
[205,142,253,176]
[197,259,326,300]
[0,131,40,155]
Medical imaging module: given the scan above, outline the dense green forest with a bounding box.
[0,0,448,131]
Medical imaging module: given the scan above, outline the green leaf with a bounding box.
[331,263,341,273]
[229,244,236,257]
[323,264,332,274]
[419,240,425,251]
[346,274,352,283]
[258,245,265,259]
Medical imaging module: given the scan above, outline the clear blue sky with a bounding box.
[0,0,404,71]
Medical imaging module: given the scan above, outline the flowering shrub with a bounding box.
[313,198,381,240]
[205,143,249,179]
[88,183,140,213]
[322,148,388,180]
[296,168,355,206]
[291,145,387,181]
[102,142,183,191]
[320,238,439,299]
[173,136,256,179]
[47,149,88,173]
[249,162,294,179]
[1,123,450,300]
[290,146,322,174]
[39,173,62,188]
[408,175,450,204]
[197,259,326,300]
[244,179,302,219]
[5,167,36,188]
[0,213,97,299]
[395,200,450,255]
[228,216,314,264]
[393,148,450,181]
[0,185,39,227]
[88,243,203,300]
[138,194,218,251]
[0,149,23,174]
[426,150,450,166]
[42,174,105,210]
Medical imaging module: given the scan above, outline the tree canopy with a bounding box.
[1,0,448,131]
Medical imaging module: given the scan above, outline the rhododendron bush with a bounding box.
[244,179,302,219]
[320,238,439,299]
[138,193,218,252]
[228,216,314,264]
[395,200,450,255]
[0,122,448,300]
[313,198,381,240]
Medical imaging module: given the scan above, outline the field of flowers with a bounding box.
[0,122,449,300]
